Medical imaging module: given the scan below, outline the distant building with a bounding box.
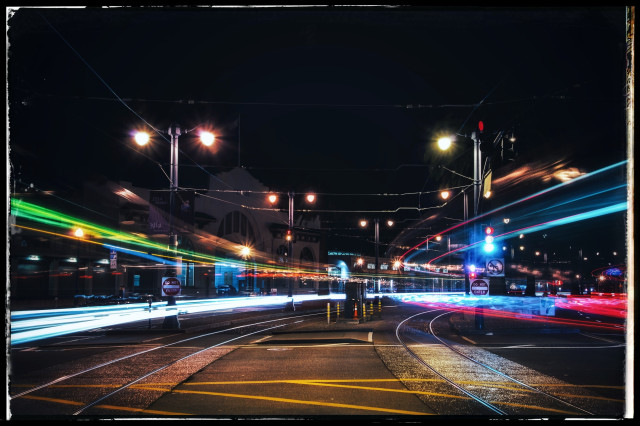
[9,167,325,307]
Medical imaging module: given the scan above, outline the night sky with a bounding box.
[7,6,630,255]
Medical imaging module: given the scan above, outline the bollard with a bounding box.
[354,303,358,319]
[337,302,340,320]
[327,302,330,324]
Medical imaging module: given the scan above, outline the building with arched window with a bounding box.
[9,168,326,307]
[199,167,325,296]
[114,167,325,298]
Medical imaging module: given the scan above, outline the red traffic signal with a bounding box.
[478,121,484,132]
[285,229,293,241]
[485,226,494,235]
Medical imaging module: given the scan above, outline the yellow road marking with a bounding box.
[281,381,470,400]
[20,395,84,406]
[184,378,444,386]
[134,385,431,415]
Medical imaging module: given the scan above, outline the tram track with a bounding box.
[394,308,602,417]
[9,312,319,416]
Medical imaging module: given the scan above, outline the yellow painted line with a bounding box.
[95,404,190,416]
[134,385,431,415]
[461,336,477,344]
[184,378,445,386]
[20,395,84,406]
[290,380,470,400]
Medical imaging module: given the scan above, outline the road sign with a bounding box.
[470,279,490,296]
[162,276,181,297]
[110,250,117,269]
[486,258,504,276]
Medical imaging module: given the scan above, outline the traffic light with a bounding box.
[285,229,293,242]
[468,264,477,279]
[483,226,495,253]
[475,120,493,154]
[502,135,517,162]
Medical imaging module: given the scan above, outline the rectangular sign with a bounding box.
[110,250,117,269]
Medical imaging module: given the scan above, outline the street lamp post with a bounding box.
[359,218,393,293]
[438,129,487,294]
[134,124,214,328]
[267,191,316,298]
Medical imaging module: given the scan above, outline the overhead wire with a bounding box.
[32,12,482,233]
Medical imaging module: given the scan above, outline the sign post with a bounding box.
[470,278,489,330]
[161,276,181,329]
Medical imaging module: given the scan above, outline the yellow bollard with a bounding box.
[337,302,340,321]
[327,302,330,324]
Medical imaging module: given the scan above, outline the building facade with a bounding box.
[9,168,326,308]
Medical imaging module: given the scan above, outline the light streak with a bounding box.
[401,161,627,264]
[398,294,626,331]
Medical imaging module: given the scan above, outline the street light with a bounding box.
[133,124,214,327]
[359,217,393,293]
[134,124,215,250]
[267,191,316,297]
[437,125,488,294]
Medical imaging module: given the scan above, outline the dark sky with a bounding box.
[7,6,630,255]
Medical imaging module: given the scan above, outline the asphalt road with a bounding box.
[8,297,628,419]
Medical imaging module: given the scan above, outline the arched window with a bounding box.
[217,211,255,244]
[300,247,314,262]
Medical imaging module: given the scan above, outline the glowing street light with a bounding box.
[199,131,215,146]
[440,190,450,200]
[133,125,215,249]
[134,132,150,146]
[239,245,251,258]
[437,136,452,151]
